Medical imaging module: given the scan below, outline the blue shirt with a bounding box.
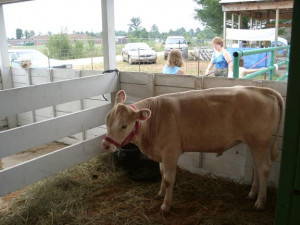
[163,66,180,75]
[213,50,228,69]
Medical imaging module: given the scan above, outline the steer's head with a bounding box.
[101,90,151,152]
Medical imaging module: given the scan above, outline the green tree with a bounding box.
[198,26,216,39]
[46,32,72,59]
[73,40,84,58]
[115,30,127,36]
[24,30,30,39]
[16,28,23,39]
[150,24,159,38]
[29,30,35,38]
[128,17,142,31]
[189,29,195,37]
[194,0,223,35]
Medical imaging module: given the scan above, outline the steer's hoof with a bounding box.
[255,199,265,210]
[161,203,170,212]
[157,191,165,198]
[248,191,257,200]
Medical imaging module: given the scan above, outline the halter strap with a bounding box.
[104,104,140,148]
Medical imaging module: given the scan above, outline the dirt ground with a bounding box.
[0,142,67,205]
[0,142,67,170]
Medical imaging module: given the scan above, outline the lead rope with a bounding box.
[101,69,119,101]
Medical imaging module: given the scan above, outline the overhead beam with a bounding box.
[222,1,293,12]
[0,0,33,4]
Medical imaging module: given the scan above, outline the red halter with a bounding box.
[104,105,140,148]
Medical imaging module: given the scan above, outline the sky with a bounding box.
[3,0,203,38]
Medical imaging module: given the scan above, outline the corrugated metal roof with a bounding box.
[0,0,33,4]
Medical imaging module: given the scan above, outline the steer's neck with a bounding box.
[129,99,152,149]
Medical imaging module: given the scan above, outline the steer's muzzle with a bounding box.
[101,139,117,152]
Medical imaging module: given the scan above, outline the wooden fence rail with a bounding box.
[0,71,118,196]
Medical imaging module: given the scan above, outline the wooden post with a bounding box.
[259,19,262,47]
[223,11,227,47]
[275,8,280,48]
[250,12,253,29]
[255,16,258,29]
[49,69,57,119]
[101,0,117,71]
[231,13,234,28]
[260,19,262,29]
[26,68,36,123]
[0,5,17,128]
[275,8,279,62]
[238,12,241,29]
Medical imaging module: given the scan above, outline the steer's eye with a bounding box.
[121,125,127,129]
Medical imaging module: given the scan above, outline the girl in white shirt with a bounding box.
[228,57,263,78]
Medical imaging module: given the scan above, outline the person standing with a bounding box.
[205,37,232,77]
[163,49,185,75]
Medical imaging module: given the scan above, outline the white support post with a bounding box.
[0,5,11,90]
[101,0,117,71]
[231,13,234,28]
[0,5,17,128]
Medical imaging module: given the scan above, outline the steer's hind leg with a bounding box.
[160,156,178,212]
[157,162,166,197]
[249,160,259,199]
[250,145,272,209]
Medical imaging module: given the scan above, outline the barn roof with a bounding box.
[220,0,293,20]
[0,0,33,4]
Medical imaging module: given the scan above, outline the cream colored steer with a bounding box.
[101,86,283,212]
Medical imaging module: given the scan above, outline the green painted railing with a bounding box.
[233,46,290,81]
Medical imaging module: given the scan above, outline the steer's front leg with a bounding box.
[160,157,178,212]
[157,162,166,197]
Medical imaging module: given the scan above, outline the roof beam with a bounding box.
[222,1,293,12]
[0,0,33,5]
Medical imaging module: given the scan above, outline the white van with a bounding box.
[164,36,189,60]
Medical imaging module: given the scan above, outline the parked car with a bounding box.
[8,49,72,69]
[164,36,189,60]
[122,42,157,64]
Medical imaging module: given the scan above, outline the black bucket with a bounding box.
[114,143,161,182]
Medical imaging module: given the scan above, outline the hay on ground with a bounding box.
[0,152,276,225]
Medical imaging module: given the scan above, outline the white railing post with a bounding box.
[101,0,117,71]
[0,5,17,128]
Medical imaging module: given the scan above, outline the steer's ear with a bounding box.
[115,90,126,105]
[136,109,151,121]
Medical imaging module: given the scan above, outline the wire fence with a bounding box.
[8,37,288,78]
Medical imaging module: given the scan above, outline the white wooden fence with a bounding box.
[0,69,118,196]
[0,68,287,197]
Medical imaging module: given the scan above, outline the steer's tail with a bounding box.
[269,89,284,161]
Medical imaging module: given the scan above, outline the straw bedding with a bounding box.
[0,152,276,225]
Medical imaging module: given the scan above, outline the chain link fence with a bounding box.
[8,36,213,76]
